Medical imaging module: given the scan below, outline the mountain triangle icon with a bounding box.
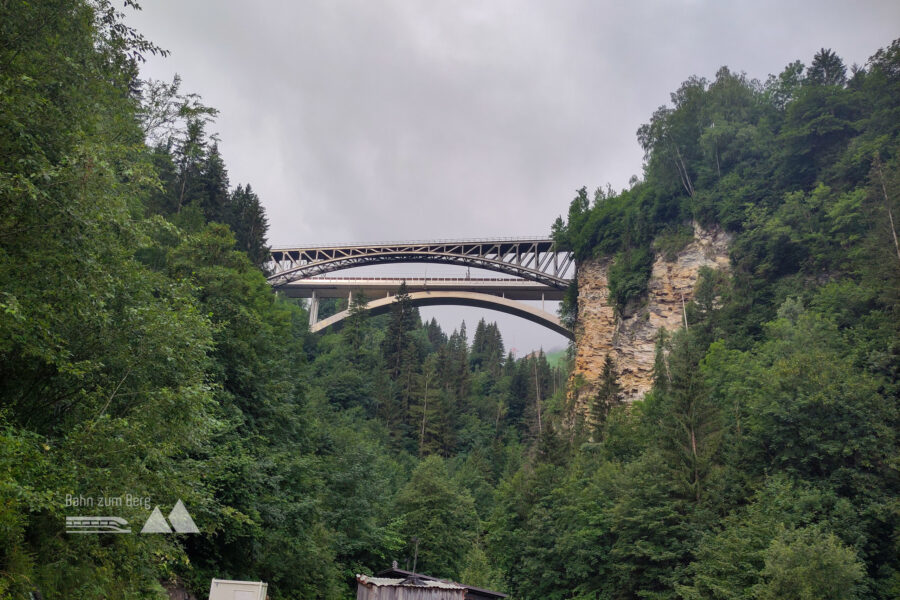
[168,499,200,534]
[141,506,172,533]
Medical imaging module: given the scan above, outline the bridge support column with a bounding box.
[308,291,319,327]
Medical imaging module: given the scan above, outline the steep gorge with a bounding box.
[571,223,731,412]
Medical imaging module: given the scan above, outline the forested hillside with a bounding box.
[540,42,900,600]
[1,2,898,599]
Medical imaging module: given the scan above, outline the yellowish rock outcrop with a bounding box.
[571,223,731,413]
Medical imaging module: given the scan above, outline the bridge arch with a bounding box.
[310,290,573,340]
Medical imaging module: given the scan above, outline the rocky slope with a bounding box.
[571,223,731,412]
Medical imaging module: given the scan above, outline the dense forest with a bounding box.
[1,2,898,599]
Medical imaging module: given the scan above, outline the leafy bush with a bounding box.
[607,247,654,315]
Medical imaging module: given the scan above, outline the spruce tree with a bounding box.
[342,290,370,361]
[197,143,230,223]
[590,354,622,438]
[172,116,210,213]
[228,183,270,268]
[380,282,422,443]
[424,317,447,350]
[382,281,417,378]
[653,330,723,502]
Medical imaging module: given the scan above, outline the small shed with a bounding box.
[356,574,465,600]
[373,568,507,600]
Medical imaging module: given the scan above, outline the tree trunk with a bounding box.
[533,360,542,435]
[875,158,900,266]
[419,376,429,456]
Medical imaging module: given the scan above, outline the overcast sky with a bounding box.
[127,0,899,354]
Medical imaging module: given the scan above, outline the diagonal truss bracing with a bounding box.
[267,238,574,289]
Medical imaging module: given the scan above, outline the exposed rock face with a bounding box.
[571,223,731,412]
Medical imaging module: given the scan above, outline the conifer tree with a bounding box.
[228,183,270,268]
[653,330,723,502]
[807,48,847,87]
[380,282,422,441]
[382,282,418,378]
[173,116,211,213]
[507,355,530,429]
[394,456,478,580]
[590,354,622,438]
[447,323,470,409]
[342,290,370,360]
[413,354,441,456]
[424,317,447,350]
[197,143,230,223]
[471,319,505,376]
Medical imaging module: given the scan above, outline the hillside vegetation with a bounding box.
[1,2,898,599]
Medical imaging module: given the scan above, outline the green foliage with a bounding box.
[227,184,270,268]
[678,475,863,600]
[471,318,505,376]
[394,456,478,580]
[654,224,695,261]
[754,526,864,600]
[589,354,621,437]
[607,246,654,315]
[458,542,505,593]
[559,279,579,328]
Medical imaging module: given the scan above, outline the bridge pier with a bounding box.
[308,291,319,327]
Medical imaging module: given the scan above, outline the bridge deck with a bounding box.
[279,277,564,301]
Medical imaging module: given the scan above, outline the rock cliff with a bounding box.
[571,223,731,412]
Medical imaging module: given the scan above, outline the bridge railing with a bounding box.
[300,276,528,282]
[270,235,554,250]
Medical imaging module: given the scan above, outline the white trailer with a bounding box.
[208,578,268,600]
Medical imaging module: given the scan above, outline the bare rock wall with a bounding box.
[571,223,731,412]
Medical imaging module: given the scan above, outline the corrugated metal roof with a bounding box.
[374,568,507,599]
[357,575,464,590]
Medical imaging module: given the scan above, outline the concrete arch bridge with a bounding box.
[267,238,574,339]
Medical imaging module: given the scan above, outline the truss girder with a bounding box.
[267,239,574,289]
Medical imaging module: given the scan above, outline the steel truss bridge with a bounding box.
[266,238,574,339]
